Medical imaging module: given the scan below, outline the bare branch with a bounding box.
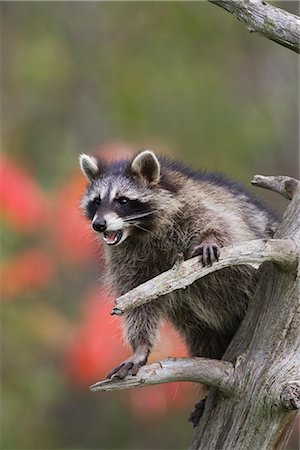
[90,357,235,396]
[209,0,300,54]
[252,175,300,200]
[112,238,297,316]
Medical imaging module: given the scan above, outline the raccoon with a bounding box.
[79,150,277,383]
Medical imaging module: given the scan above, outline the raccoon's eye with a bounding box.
[117,197,129,205]
[94,197,101,207]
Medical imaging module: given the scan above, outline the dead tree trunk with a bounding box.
[190,176,300,449]
[91,176,299,450]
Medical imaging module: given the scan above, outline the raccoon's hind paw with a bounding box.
[191,243,220,267]
[107,355,147,379]
[107,361,134,379]
[189,397,207,427]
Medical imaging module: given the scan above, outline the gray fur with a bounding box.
[80,151,278,377]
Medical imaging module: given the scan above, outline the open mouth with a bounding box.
[103,230,123,245]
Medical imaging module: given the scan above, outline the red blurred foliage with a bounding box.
[130,385,168,418]
[0,155,45,232]
[1,249,54,299]
[52,173,97,264]
[129,382,194,420]
[65,288,128,385]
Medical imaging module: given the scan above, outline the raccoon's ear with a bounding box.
[130,150,160,183]
[79,154,101,181]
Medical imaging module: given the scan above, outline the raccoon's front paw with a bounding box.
[107,355,147,379]
[191,243,220,267]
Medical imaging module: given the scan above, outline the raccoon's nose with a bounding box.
[92,219,107,233]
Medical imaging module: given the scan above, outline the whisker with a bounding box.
[123,211,157,222]
[128,222,152,234]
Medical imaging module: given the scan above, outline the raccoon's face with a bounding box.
[79,150,161,246]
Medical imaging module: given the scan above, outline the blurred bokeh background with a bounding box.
[1,1,299,449]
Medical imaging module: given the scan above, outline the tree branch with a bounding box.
[112,238,297,316]
[252,174,300,200]
[90,357,235,396]
[208,0,300,54]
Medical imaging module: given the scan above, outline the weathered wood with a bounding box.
[90,357,234,396]
[190,177,300,450]
[208,0,300,54]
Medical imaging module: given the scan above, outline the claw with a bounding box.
[107,362,126,379]
[113,361,134,379]
[191,244,220,267]
[130,364,142,376]
[107,354,147,379]
[213,244,220,260]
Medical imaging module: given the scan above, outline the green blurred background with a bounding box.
[1,1,299,449]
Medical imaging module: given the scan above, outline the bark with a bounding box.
[208,0,300,54]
